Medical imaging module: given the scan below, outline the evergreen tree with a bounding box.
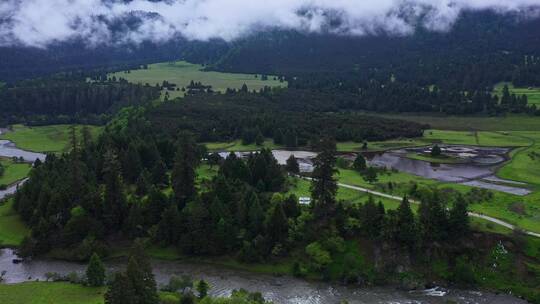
[310,138,338,227]
[363,166,378,183]
[353,154,367,172]
[103,150,128,229]
[122,144,142,183]
[156,205,181,245]
[196,279,209,299]
[266,202,289,245]
[247,192,265,237]
[418,195,449,242]
[283,194,300,219]
[448,197,469,240]
[395,197,417,247]
[125,243,159,304]
[86,252,106,286]
[285,155,300,174]
[150,160,168,187]
[81,125,93,150]
[105,272,137,304]
[171,132,198,206]
[431,144,442,157]
[255,131,264,146]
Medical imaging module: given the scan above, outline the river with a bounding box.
[0,249,527,304]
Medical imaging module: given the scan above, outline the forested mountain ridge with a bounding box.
[182,11,540,90]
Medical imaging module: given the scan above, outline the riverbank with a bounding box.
[0,248,530,304]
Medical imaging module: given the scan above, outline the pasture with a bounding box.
[109,61,286,100]
[0,158,30,187]
[0,199,30,247]
[494,82,540,106]
[0,124,102,153]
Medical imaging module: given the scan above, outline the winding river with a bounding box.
[0,138,531,303]
[0,249,527,304]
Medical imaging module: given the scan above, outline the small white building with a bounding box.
[299,197,311,205]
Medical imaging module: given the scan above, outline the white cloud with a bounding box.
[0,0,539,47]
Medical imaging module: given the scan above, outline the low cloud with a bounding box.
[0,0,539,48]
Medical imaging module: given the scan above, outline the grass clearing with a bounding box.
[0,282,105,304]
[375,114,540,131]
[205,139,282,152]
[0,158,31,186]
[109,61,286,100]
[494,82,540,106]
[0,124,102,153]
[0,198,30,247]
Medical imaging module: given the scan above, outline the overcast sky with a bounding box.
[0,0,539,48]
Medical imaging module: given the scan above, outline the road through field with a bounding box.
[302,176,540,238]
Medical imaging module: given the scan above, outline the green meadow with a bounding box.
[0,158,31,187]
[109,61,287,100]
[0,199,30,247]
[205,139,283,152]
[0,282,105,304]
[0,124,102,153]
[494,82,540,106]
[376,114,540,131]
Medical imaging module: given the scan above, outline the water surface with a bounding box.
[0,249,527,304]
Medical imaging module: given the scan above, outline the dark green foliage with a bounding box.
[0,80,160,125]
[105,244,158,304]
[431,145,442,157]
[105,272,137,304]
[310,138,338,227]
[362,167,378,183]
[448,198,470,240]
[196,280,209,299]
[86,252,106,287]
[285,155,300,174]
[148,91,426,144]
[352,154,366,172]
[171,132,198,206]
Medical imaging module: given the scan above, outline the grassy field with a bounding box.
[109,61,286,100]
[376,114,540,131]
[0,199,30,247]
[205,139,283,152]
[0,124,102,153]
[0,158,31,186]
[494,82,540,106]
[0,282,105,304]
[0,282,182,304]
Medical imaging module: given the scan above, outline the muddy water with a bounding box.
[366,147,530,196]
[0,249,526,304]
[0,140,45,163]
[218,150,317,173]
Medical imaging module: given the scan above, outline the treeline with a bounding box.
[0,80,160,126]
[149,88,427,146]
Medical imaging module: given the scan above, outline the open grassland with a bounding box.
[0,158,30,186]
[336,129,531,153]
[0,282,105,304]
[0,282,181,304]
[287,176,402,211]
[375,114,540,131]
[0,199,30,247]
[205,139,283,152]
[0,124,102,153]
[110,61,286,100]
[494,82,540,106]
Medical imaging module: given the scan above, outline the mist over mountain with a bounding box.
[1,1,540,85]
